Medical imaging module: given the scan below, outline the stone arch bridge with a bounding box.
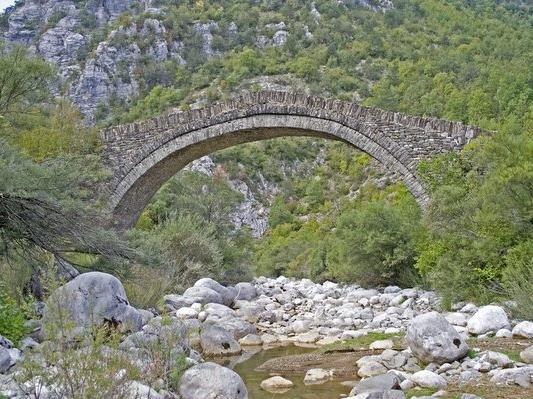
[101,91,482,230]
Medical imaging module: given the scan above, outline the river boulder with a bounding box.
[200,324,241,356]
[260,376,293,393]
[193,278,236,306]
[179,362,248,399]
[44,272,143,338]
[466,306,510,335]
[407,311,469,364]
[182,286,223,305]
[235,282,257,301]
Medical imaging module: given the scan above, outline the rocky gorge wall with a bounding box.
[2,0,394,122]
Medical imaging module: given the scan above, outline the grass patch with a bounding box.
[499,349,522,362]
[318,331,405,353]
[466,348,478,358]
[169,354,190,391]
[407,374,533,399]
[466,336,532,362]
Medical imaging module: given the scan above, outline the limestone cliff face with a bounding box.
[4,0,180,121]
[187,156,273,237]
[2,0,394,122]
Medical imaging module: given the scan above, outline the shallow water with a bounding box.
[215,345,353,399]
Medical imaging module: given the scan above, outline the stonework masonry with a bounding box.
[100,91,484,230]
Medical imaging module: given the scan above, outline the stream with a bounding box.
[214,345,354,399]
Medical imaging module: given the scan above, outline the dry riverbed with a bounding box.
[1,274,532,399]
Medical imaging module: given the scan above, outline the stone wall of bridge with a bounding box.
[100,91,483,230]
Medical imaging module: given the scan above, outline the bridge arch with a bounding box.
[101,91,481,230]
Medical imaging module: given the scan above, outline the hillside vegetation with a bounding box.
[0,0,531,324]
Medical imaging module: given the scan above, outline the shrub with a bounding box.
[17,326,140,399]
[502,240,533,320]
[0,287,28,345]
[327,185,423,287]
[169,354,190,392]
[129,214,223,295]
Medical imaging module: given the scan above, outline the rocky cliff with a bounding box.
[2,0,394,122]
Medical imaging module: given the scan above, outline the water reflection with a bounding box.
[213,345,353,399]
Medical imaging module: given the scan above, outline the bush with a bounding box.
[17,325,140,399]
[169,354,190,392]
[129,214,223,296]
[502,240,533,320]
[416,130,532,305]
[327,185,423,287]
[0,287,28,345]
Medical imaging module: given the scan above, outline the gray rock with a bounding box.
[200,324,241,356]
[183,286,224,305]
[44,272,142,337]
[380,350,407,369]
[55,258,80,282]
[303,368,331,385]
[120,316,190,357]
[0,335,13,349]
[520,345,533,363]
[0,347,14,373]
[20,337,40,351]
[407,312,469,364]
[460,303,478,313]
[512,321,533,338]
[176,307,199,319]
[384,286,402,294]
[260,376,293,392]
[460,369,481,383]
[5,2,43,44]
[69,39,141,121]
[194,278,236,306]
[351,372,401,395]
[369,339,394,350]
[239,334,262,346]
[204,302,236,318]
[482,351,513,368]
[495,328,512,338]
[444,312,468,327]
[358,361,388,378]
[164,294,195,310]
[410,370,447,389]
[38,25,86,70]
[349,391,405,399]
[179,362,247,399]
[490,366,533,387]
[466,306,510,335]
[216,317,256,340]
[138,309,154,325]
[272,30,288,46]
[192,21,219,59]
[235,282,257,301]
[292,320,312,334]
[127,381,163,399]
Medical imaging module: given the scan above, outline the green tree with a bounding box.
[328,185,422,287]
[0,44,53,116]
